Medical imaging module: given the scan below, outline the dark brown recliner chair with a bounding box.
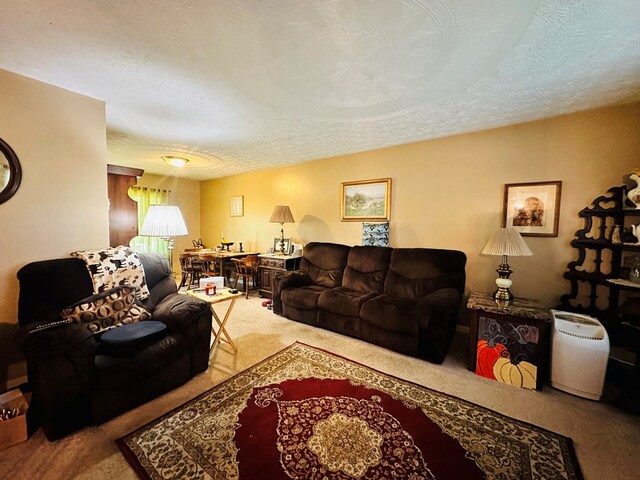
[14,253,212,440]
[273,242,466,363]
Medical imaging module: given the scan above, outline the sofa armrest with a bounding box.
[415,288,461,316]
[271,271,311,315]
[15,321,96,357]
[152,292,212,334]
[414,288,462,364]
[143,292,213,375]
[14,323,97,440]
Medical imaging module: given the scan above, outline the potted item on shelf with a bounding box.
[611,225,622,244]
[630,257,640,284]
[626,168,640,209]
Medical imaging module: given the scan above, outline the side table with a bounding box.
[258,254,301,298]
[467,292,551,390]
[187,288,242,357]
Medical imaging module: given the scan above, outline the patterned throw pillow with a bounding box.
[61,286,151,334]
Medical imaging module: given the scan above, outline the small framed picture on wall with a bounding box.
[503,181,562,237]
[230,195,244,217]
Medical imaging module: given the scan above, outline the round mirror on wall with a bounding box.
[0,138,22,205]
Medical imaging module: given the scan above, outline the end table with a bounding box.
[187,288,242,357]
[467,292,551,390]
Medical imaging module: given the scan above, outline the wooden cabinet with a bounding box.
[258,254,301,298]
[107,164,144,247]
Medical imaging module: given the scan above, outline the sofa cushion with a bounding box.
[384,249,466,302]
[360,294,419,335]
[318,287,376,317]
[99,320,167,355]
[300,242,351,288]
[318,310,362,338]
[342,246,391,294]
[281,285,328,311]
[61,286,152,334]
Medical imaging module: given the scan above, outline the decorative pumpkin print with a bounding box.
[476,340,509,380]
[492,357,537,390]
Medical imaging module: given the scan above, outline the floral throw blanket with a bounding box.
[71,246,150,300]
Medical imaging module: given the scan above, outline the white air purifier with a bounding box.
[550,310,609,400]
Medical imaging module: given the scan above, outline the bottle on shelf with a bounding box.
[630,257,640,284]
[612,225,622,244]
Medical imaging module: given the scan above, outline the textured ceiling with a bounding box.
[1,0,639,180]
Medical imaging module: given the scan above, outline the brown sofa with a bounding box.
[272,242,466,363]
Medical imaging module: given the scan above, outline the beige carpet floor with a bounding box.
[1,295,639,480]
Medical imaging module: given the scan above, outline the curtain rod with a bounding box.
[129,186,171,193]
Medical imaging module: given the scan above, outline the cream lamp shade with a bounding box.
[481,227,532,305]
[481,228,532,257]
[140,205,188,272]
[270,205,295,255]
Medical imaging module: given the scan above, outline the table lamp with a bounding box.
[481,227,532,304]
[141,205,188,272]
[269,205,295,255]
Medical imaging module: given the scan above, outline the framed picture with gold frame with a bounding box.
[503,181,562,237]
[230,195,244,217]
[341,178,391,222]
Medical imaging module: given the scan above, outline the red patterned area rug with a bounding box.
[117,343,583,480]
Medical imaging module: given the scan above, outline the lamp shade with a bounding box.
[140,205,188,237]
[481,228,532,257]
[269,205,295,224]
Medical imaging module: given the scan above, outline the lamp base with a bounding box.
[276,223,287,255]
[493,263,514,307]
[166,237,175,274]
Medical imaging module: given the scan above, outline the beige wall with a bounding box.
[0,69,109,388]
[135,173,201,273]
[201,102,640,310]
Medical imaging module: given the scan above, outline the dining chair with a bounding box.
[232,255,260,298]
[178,253,202,289]
[199,254,222,277]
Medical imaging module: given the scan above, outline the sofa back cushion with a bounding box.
[138,254,178,311]
[17,257,95,326]
[384,248,466,302]
[300,242,351,288]
[342,246,392,294]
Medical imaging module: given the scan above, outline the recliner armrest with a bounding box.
[415,288,461,316]
[271,271,311,315]
[14,322,98,440]
[15,322,96,357]
[414,288,463,364]
[152,292,212,334]
[273,271,310,294]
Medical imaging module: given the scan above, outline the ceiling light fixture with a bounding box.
[162,155,189,168]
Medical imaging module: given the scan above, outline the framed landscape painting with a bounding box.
[503,181,562,237]
[341,178,391,222]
